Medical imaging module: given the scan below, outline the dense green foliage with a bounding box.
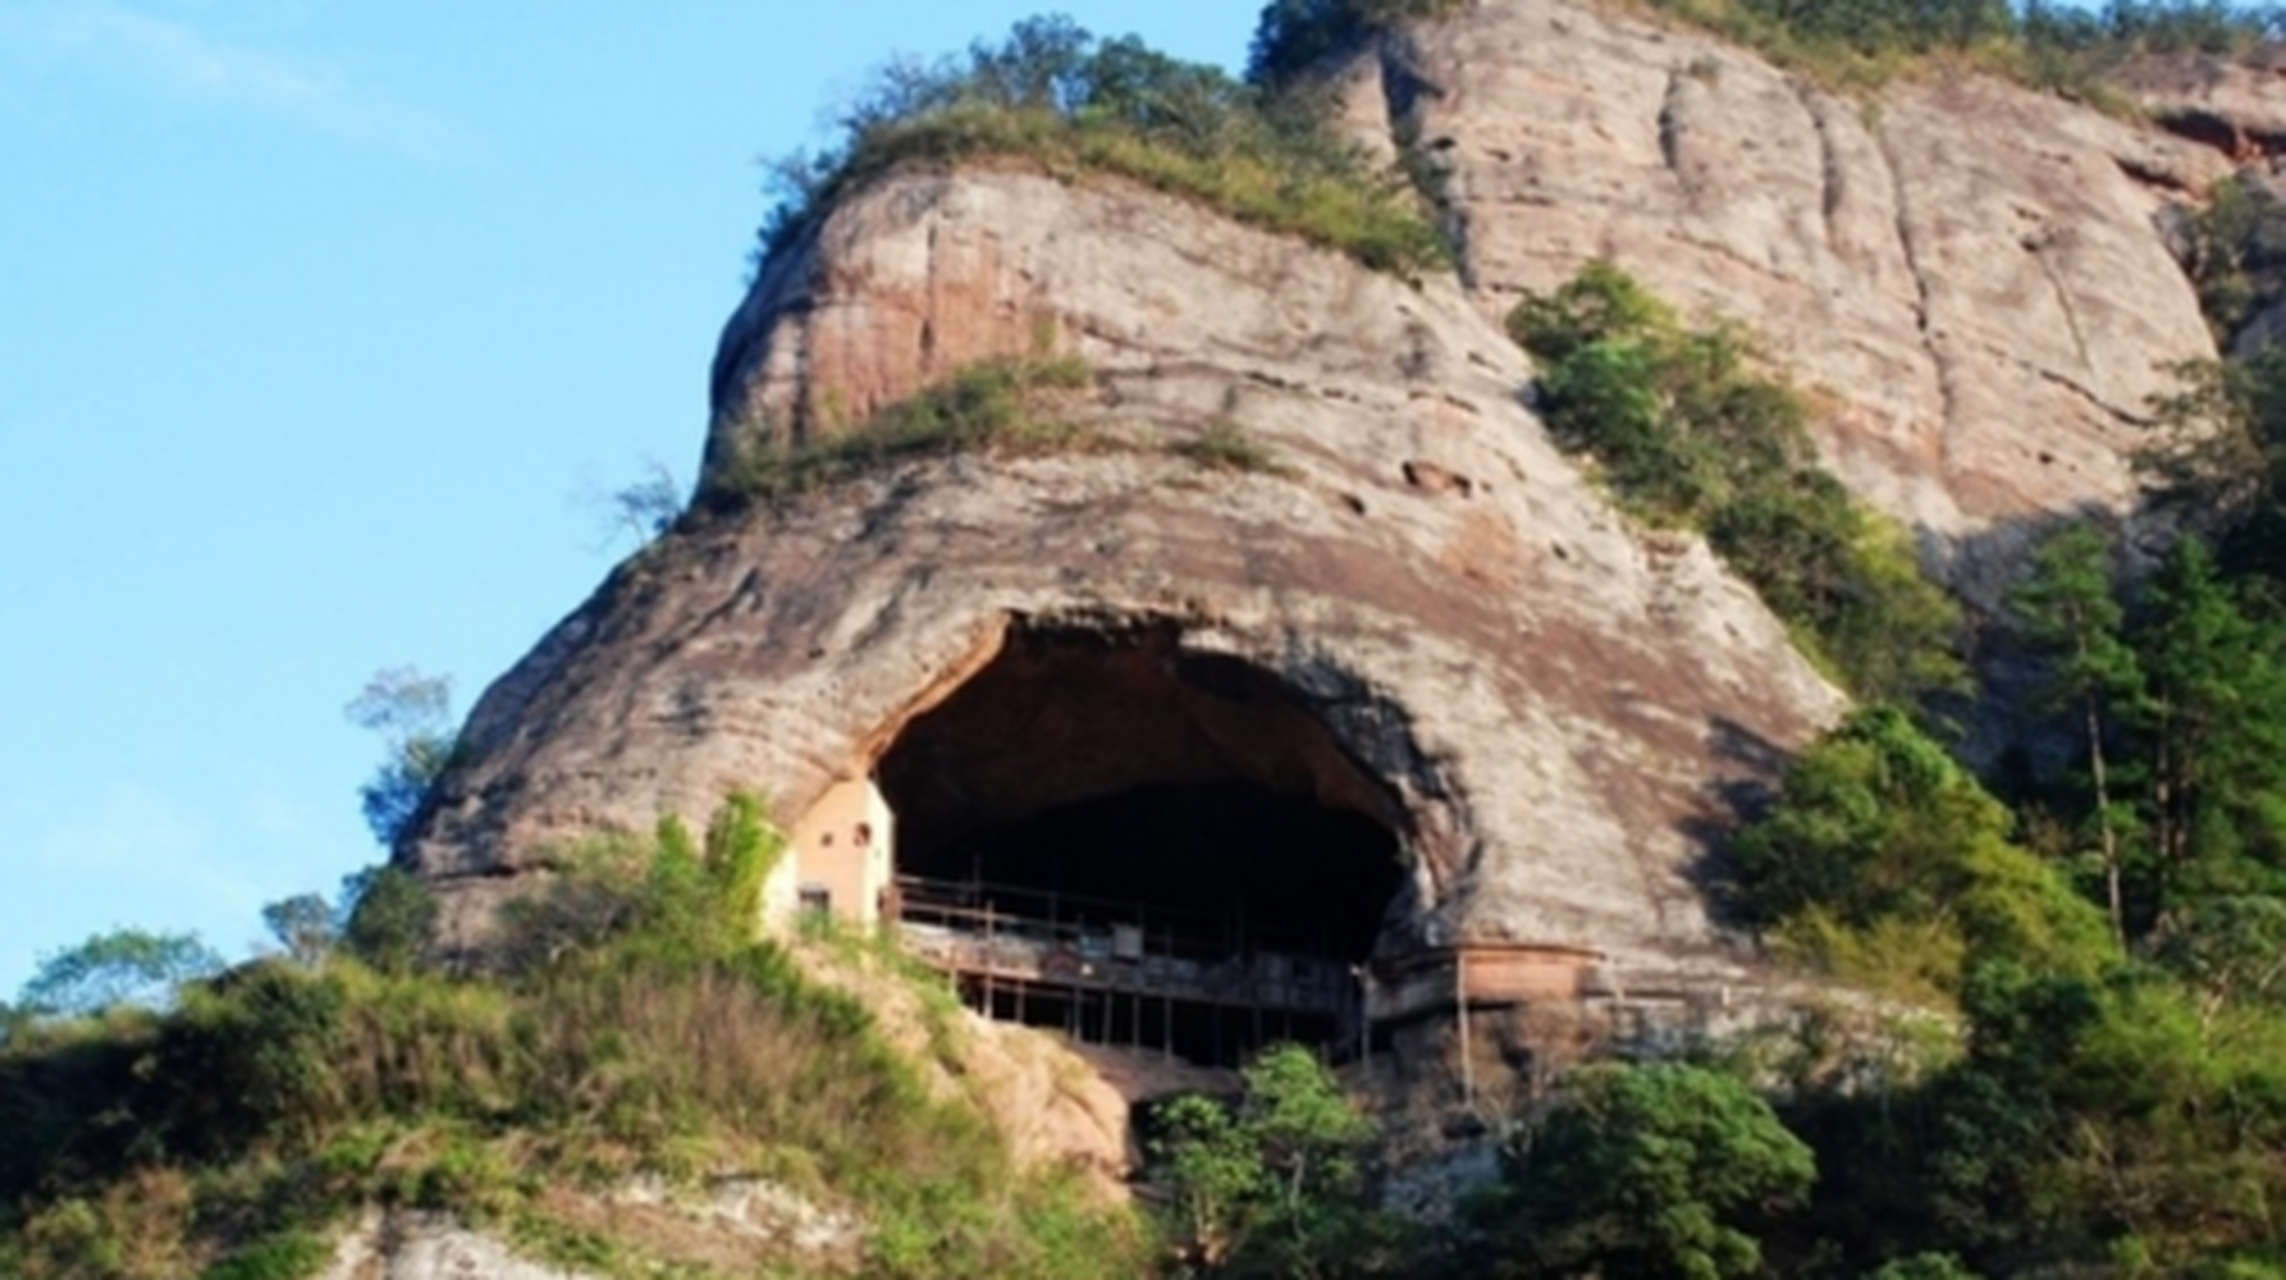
[1510,262,1966,705]
[1732,707,2115,1000]
[2008,530,2286,945]
[2179,174,2286,347]
[2145,347,2286,582]
[1246,0,1466,85]
[1463,1063,1815,1279]
[1647,0,2286,96]
[1147,1045,1409,1277]
[757,16,1447,278]
[1705,505,2286,1271]
[0,799,1141,1279]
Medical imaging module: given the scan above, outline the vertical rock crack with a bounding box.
[1657,69,1691,203]
[1874,118,1961,467]
[1789,78,1844,253]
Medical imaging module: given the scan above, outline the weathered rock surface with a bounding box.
[317,1178,866,1280]
[414,165,1845,988]
[2119,49,2286,160]
[1342,0,2228,595]
[405,0,2281,1145]
[319,1210,592,1280]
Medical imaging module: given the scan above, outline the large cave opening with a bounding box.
[876,623,1410,1065]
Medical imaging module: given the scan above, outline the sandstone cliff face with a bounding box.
[1340,0,2229,594]
[415,164,1843,987]
[410,0,2266,1034]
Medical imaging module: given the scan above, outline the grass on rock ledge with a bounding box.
[703,354,1297,513]
[1640,0,2286,101]
[755,16,1449,280]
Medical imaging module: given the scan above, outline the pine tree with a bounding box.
[2010,523,2145,945]
[2132,537,2286,923]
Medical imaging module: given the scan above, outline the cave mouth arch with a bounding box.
[875,622,1412,1064]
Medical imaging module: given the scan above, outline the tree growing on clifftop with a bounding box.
[345,665,456,848]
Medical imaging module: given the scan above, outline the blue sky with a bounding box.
[0,1,1247,996]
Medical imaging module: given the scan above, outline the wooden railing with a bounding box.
[891,874,1357,1018]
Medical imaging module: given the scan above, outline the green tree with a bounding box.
[2009,522,2145,945]
[1247,0,1463,85]
[2142,352,2286,584]
[260,893,336,969]
[1148,1044,1396,1277]
[754,16,1447,278]
[2131,537,2286,921]
[603,459,682,548]
[1730,706,2113,998]
[1465,1062,1815,1279]
[2152,894,2286,1021]
[1911,960,2286,1270]
[338,865,436,975]
[16,928,223,1017]
[345,666,457,848]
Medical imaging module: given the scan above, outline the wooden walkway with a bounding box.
[891,874,1362,1055]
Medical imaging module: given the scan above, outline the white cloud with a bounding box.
[2,1,454,154]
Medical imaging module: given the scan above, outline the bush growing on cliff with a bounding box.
[345,666,458,849]
[1647,0,2286,95]
[703,352,1098,509]
[1730,706,2116,1000]
[756,16,1448,278]
[1510,261,1966,706]
[1247,0,1467,85]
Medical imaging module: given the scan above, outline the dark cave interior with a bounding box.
[875,625,1410,1061]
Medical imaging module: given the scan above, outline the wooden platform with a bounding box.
[893,874,1358,1019]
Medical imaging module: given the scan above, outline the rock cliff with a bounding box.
[1338,1,2229,594]
[409,0,2264,1091]
[416,164,1843,990]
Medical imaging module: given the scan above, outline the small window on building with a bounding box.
[854,822,873,847]
[820,832,834,848]
[799,884,832,917]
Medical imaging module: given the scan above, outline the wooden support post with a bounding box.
[1456,951,1475,1112]
[984,904,998,1019]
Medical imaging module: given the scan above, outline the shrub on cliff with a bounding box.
[1729,706,2116,1000]
[756,16,1447,278]
[1247,0,1467,85]
[1650,0,2286,95]
[1510,261,1967,707]
[702,352,1098,510]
